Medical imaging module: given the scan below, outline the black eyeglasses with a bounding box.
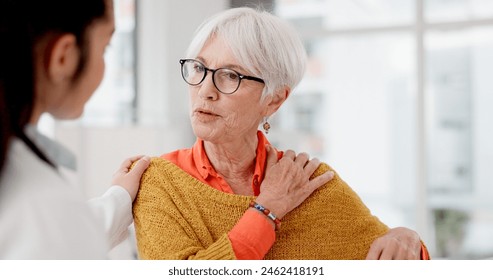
[179,59,265,94]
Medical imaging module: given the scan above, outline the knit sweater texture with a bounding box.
[133,157,389,260]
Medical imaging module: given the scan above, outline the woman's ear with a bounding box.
[264,86,291,116]
[46,34,80,84]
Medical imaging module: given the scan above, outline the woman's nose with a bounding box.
[197,73,219,100]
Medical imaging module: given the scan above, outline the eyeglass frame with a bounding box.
[179,59,265,95]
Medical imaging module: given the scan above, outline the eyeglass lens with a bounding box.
[181,60,241,94]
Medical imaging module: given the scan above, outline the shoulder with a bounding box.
[142,157,185,179]
[136,157,191,200]
[161,148,192,162]
[311,162,353,193]
[139,156,209,192]
[287,161,389,231]
[306,162,373,215]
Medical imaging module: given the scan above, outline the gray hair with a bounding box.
[185,7,307,97]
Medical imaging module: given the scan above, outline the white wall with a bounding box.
[137,0,228,128]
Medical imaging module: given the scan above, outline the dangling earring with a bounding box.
[262,117,271,134]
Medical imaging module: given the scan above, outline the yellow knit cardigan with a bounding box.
[133,158,389,260]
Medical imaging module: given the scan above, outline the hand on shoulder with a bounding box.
[111,155,151,201]
[256,145,334,219]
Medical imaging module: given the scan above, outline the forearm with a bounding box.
[228,209,276,259]
[87,185,133,249]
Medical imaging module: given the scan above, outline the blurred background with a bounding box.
[38,0,493,259]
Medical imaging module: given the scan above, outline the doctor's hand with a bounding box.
[365,227,422,260]
[111,155,151,201]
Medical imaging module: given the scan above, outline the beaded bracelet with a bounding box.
[249,201,281,231]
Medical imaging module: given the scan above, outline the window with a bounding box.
[38,0,136,136]
[82,0,137,125]
[273,0,493,259]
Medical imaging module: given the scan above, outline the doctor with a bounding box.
[0,0,149,258]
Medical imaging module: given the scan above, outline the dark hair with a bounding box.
[0,0,108,174]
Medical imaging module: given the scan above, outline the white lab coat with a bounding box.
[0,138,133,259]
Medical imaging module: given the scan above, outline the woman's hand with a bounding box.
[365,227,422,259]
[111,155,151,201]
[256,145,334,220]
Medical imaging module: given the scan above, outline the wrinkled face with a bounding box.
[48,1,115,119]
[188,35,267,144]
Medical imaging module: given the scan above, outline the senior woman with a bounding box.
[133,7,429,260]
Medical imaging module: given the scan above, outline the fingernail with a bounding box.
[142,156,151,162]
